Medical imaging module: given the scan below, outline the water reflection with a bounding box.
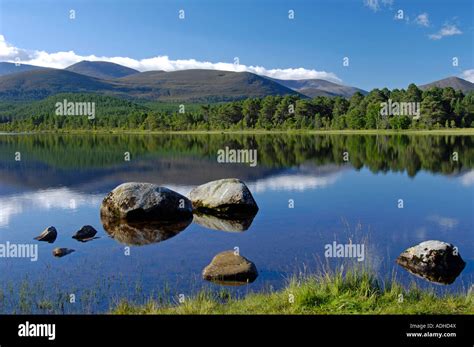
[0,188,102,228]
[0,133,471,313]
[0,134,472,192]
[101,216,193,246]
[193,212,257,232]
[397,261,466,285]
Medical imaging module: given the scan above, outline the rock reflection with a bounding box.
[101,215,192,246]
[193,212,257,232]
[397,263,465,285]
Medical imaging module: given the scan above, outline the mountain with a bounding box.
[0,62,46,77]
[0,67,301,102]
[270,78,367,98]
[418,77,474,94]
[0,69,116,100]
[117,69,301,102]
[65,61,139,79]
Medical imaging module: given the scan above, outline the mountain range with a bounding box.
[65,60,139,79]
[0,61,472,102]
[418,76,474,94]
[270,77,368,97]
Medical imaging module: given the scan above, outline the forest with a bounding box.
[0,84,472,131]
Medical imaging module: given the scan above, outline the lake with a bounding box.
[0,133,472,313]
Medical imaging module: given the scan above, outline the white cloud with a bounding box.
[249,172,342,193]
[0,188,103,228]
[459,170,474,186]
[165,164,347,196]
[0,35,341,82]
[426,215,459,230]
[414,13,430,27]
[364,0,393,12]
[429,24,462,40]
[460,69,474,83]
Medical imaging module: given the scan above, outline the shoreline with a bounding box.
[1,129,474,136]
[112,269,474,315]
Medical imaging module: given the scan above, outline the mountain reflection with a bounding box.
[0,133,472,229]
[0,170,343,228]
[0,133,471,192]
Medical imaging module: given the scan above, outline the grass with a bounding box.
[112,268,474,315]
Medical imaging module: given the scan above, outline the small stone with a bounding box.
[52,248,75,258]
[72,225,98,241]
[396,240,465,284]
[34,226,57,243]
[202,250,258,285]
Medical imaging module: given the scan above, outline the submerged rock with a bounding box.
[52,248,75,258]
[396,240,466,284]
[101,215,192,246]
[188,178,258,217]
[34,226,57,243]
[193,212,256,232]
[72,225,98,242]
[101,182,193,222]
[202,250,258,285]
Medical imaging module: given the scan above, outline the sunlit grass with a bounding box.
[112,268,474,315]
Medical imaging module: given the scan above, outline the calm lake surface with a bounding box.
[0,133,472,313]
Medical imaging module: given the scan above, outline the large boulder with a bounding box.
[100,182,193,222]
[202,250,258,285]
[188,178,258,217]
[396,240,465,284]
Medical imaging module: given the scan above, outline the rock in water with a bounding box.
[34,226,57,243]
[72,225,98,241]
[188,178,258,217]
[52,248,75,258]
[396,240,466,284]
[202,250,258,285]
[100,182,193,222]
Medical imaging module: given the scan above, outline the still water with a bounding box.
[0,133,472,313]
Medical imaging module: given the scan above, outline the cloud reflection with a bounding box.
[0,188,102,228]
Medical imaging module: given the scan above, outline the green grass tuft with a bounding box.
[111,268,474,315]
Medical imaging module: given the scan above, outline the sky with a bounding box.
[0,0,472,90]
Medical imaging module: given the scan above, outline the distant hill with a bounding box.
[10,62,473,103]
[0,62,46,77]
[418,77,474,94]
[65,61,139,80]
[270,78,367,98]
[0,67,301,102]
[0,69,116,100]
[117,69,301,102]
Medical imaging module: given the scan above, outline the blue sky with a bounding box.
[0,0,472,90]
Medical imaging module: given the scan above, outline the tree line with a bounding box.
[0,133,471,176]
[0,84,472,131]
